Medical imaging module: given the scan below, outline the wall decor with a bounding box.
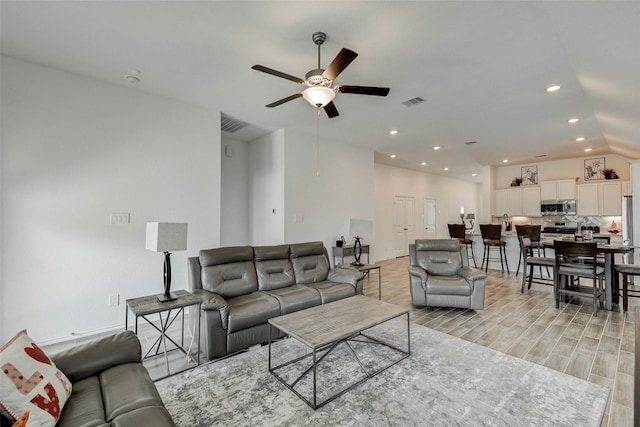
[521,166,538,185]
[584,157,605,181]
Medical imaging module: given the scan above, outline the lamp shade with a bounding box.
[302,86,336,107]
[349,218,373,238]
[145,222,188,252]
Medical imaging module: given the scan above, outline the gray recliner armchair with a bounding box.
[408,239,487,310]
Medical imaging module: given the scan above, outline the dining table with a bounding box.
[542,240,635,310]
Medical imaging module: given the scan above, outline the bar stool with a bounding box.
[448,223,477,267]
[479,224,509,273]
[614,264,640,311]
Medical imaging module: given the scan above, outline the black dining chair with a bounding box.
[479,224,509,273]
[515,225,545,277]
[448,223,477,267]
[518,236,554,293]
[614,264,640,311]
[554,240,605,316]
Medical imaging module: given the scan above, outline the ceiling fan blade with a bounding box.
[252,65,304,84]
[324,102,339,118]
[338,85,390,96]
[323,48,358,80]
[265,93,303,108]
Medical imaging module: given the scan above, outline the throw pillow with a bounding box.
[12,411,29,427]
[0,330,72,427]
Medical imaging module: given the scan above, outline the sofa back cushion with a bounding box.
[199,246,257,297]
[414,239,462,276]
[254,245,295,291]
[290,242,329,284]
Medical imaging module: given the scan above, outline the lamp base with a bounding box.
[351,261,365,267]
[157,293,177,303]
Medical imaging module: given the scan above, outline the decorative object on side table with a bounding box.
[584,157,605,181]
[145,222,188,303]
[521,165,538,185]
[602,168,618,179]
[459,205,465,223]
[510,176,523,186]
[349,218,373,267]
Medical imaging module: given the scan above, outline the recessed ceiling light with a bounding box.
[576,137,585,142]
[567,118,580,124]
[584,148,592,152]
[421,162,427,166]
[390,130,398,135]
[546,85,561,93]
[390,154,396,158]
[502,159,509,163]
[125,75,140,84]
[433,146,440,150]
[443,167,449,171]
[472,173,477,177]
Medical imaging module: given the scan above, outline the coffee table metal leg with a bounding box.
[313,348,317,409]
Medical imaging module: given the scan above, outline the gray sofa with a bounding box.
[408,239,487,310]
[53,331,173,427]
[188,241,365,360]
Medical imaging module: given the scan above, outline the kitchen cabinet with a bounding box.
[577,181,623,216]
[495,188,522,216]
[540,179,576,200]
[622,180,632,196]
[522,187,541,216]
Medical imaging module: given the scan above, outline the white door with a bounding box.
[424,198,436,238]
[394,196,415,257]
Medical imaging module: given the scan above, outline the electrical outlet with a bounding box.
[108,294,120,307]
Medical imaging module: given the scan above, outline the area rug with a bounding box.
[155,320,608,426]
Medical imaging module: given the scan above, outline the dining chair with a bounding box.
[479,224,509,273]
[515,225,544,277]
[518,236,554,293]
[447,223,477,267]
[614,264,640,311]
[554,240,605,316]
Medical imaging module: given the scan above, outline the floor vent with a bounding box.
[221,113,250,133]
[401,96,426,107]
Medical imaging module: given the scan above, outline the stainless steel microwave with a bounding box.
[540,199,577,216]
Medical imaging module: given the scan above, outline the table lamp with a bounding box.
[459,206,465,223]
[349,218,373,266]
[146,222,188,303]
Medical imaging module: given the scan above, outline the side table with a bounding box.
[125,289,201,379]
[339,263,382,300]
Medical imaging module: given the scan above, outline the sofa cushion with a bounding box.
[254,244,290,261]
[56,376,106,427]
[291,253,330,284]
[200,246,254,266]
[289,241,325,258]
[201,261,258,298]
[100,363,164,421]
[0,330,72,427]
[305,281,356,304]
[414,240,462,276]
[264,285,322,314]
[111,406,175,427]
[426,276,472,296]
[226,292,281,333]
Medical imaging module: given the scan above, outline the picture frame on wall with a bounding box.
[521,166,538,185]
[584,157,605,181]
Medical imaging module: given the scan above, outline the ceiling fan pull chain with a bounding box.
[316,107,321,177]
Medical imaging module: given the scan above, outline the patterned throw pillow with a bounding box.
[0,330,72,427]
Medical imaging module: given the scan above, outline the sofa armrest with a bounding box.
[408,265,428,284]
[51,330,141,383]
[458,266,487,284]
[327,267,364,287]
[191,289,229,329]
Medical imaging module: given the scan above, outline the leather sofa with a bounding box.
[408,239,487,310]
[188,241,365,360]
[0,331,175,427]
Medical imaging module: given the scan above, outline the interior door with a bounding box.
[423,198,436,238]
[394,195,415,257]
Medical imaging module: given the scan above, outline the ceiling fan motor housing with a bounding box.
[305,69,333,87]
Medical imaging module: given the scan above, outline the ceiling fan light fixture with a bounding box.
[302,86,336,108]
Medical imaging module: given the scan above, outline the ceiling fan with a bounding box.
[252,32,390,118]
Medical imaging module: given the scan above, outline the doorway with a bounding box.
[393,195,415,257]
[423,198,436,239]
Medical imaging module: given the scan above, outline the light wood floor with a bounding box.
[366,256,637,427]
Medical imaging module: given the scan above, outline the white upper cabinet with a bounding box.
[522,187,541,216]
[622,180,632,196]
[577,183,599,216]
[541,179,576,200]
[577,181,623,216]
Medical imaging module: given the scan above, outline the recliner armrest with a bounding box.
[458,266,487,283]
[191,289,229,329]
[51,330,141,383]
[327,267,364,287]
[408,265,428,283]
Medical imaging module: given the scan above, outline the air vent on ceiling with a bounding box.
[401,96,426,107]
[464,141,478,146]
[536,154,548,158]
[221,114,250,133]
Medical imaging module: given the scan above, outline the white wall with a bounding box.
[250,130,285,245]
[0,57,221,343]
[221,136,250,246]
[374,163,481,261]
[495,154,632,188]
[283,129,374,259]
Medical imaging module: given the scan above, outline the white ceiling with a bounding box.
[2,1,639,182]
